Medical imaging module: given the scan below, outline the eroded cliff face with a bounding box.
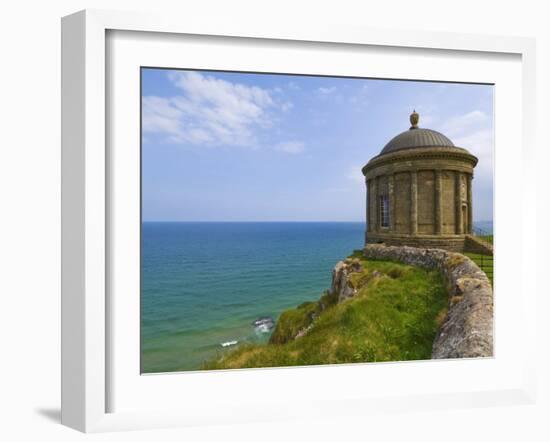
[329,258,363,303]
[269,258,365,344]
[363,244,493,359]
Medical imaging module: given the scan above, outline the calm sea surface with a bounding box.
[141,222,365,373]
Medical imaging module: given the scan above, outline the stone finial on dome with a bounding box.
[410,110,419,129]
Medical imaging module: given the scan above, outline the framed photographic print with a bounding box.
[61,9,537,432]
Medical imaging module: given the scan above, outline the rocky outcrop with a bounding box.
[330,258,363,302]
[270,258,364,344]
[363,244,493,359]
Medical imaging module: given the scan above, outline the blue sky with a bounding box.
[142,68,493,222]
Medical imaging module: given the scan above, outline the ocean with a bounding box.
[141,222,365,373]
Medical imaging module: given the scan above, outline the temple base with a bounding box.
[365,232,467,252]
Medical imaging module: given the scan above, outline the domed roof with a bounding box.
[380,111,455,155]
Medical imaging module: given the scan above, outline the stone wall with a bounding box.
[365,233,466,252]
[363,244,493,359]
[394,172,411,233]
[441,171,456,234]
[417,170,435,234]
[464,234,494,255]
[363,146,476,247]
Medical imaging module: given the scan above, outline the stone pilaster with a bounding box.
[435,169,442,235]
[373,177,379,233]
[366,179,371,232]
[388,174,395,231]
[455,171,464,234]
[467,174,473,233]
[410,171,418,235]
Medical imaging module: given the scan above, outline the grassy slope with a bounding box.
[202,252,448,370]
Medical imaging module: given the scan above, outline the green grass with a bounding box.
[201,252,448,370]
[478,235,493,244]
[464,252,493,286]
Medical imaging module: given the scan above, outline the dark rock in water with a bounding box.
[252,316,275,333]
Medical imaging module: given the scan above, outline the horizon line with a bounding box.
[141,219,494,223]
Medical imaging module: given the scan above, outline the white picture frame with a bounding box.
[61,9,537,433]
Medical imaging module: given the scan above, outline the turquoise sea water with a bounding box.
[141,222,365,373]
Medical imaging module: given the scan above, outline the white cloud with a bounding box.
[347,165,366,184]
[441,110,489,138]
[441,110,493,180]
[440,110,494,220]
[275,141,305,154]
[318,86,336,95]
[281,101,294,112]
[325,168,365,199]
[142,71,291,147]
[453,129,494,179]
[142,96,184,137]
[417,113,435,127]
[406,105,436,127]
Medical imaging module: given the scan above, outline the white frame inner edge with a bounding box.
[61,9,537,433]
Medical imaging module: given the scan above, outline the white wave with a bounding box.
[255,324,272,333]
[221,340,238,348]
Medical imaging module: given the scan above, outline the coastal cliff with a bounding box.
[274,245,494,359]
[202,245,493,370]
[202,249,450,369]
[269,257,366,344]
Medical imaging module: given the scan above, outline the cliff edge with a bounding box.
[201,245,493,370]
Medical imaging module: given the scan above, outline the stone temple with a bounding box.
[362,111,478,252]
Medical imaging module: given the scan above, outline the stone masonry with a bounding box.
[362,112,479,253]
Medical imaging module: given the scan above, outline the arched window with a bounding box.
[379,195,389,228]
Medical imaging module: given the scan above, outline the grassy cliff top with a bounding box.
[201,252,448,370]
